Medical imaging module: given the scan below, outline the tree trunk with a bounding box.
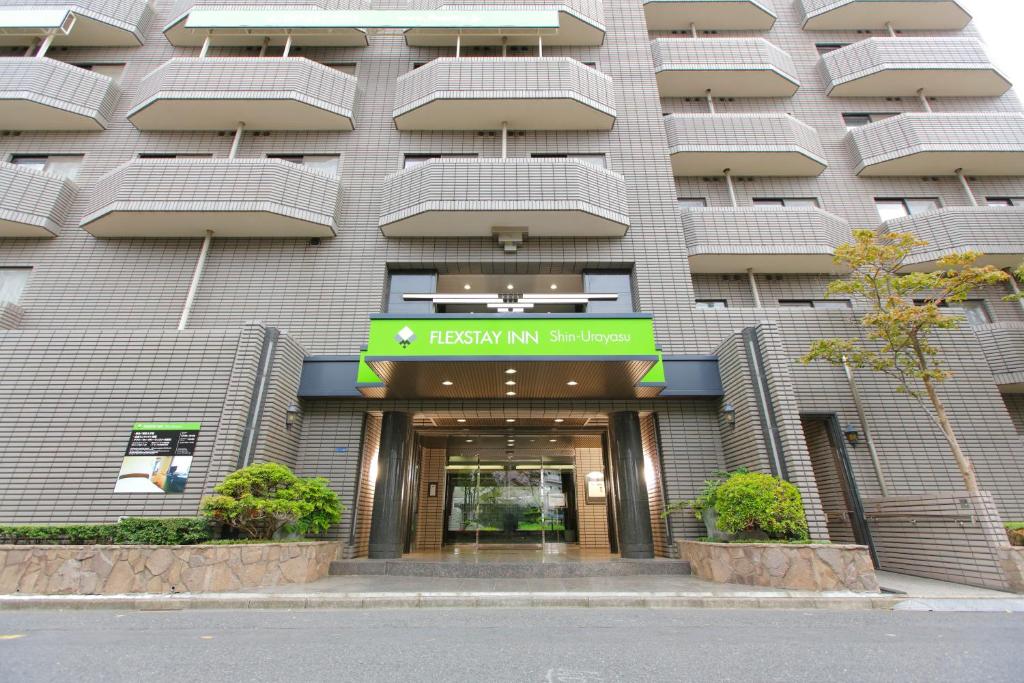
[921,375,982,495]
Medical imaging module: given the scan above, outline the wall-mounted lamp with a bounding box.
[721,403,737,428]
[285,403,301,430]
[843,424,860,448]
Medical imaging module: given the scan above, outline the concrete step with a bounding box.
[329,559,691,579]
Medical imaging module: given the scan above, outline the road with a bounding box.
[1,608,1021,682]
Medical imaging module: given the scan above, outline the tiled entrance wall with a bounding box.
[413,446,446,551]
[572,441,611,551]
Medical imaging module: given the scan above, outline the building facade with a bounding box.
[0,0,1022,578]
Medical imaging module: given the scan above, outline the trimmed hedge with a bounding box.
[0,517,213,545]
[1008,522,1024,547]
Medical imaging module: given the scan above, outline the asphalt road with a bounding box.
[1,608,1021,682]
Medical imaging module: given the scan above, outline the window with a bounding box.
[74,63,125,81]
[816,43,848,55]
[0,268,30,304]
[531,153,607,169]
[678,198,707,210]
[138,153,212,159]
[874,198,940,222]
[695,299,727,310]
[324,62,356,76]
[843,113,897,130]
[916,299,992,326]
[583,271,634,313]
[753,198,820,208]
[9,155,83,180]
[387,271,437,313]
[987,197,1024,207]
[779,299,852,310]
[403,153,477,169]
[268,154,339,174]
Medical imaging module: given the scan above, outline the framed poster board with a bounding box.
[114,422,200,494]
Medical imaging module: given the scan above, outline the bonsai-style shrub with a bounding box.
[1008,522,1024,547]
[201,463,343,540]
[713,472,809,541]
[113,517,212,545]
[663,469,748,541]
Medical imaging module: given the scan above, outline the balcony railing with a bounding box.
[128,57,356,131]
[406,0,606,46]
[0,0,155,46]
[665,113,827,177]
[652,37,800,98]
[81,158,341,238]
[379,158,629,238]
[848,113,1024,176]
[879,207,1024,270]
[681,207,851,273]
[974,322,1024,390]
[643,0,776,32]
[798,0,972,31]
[0,57,121,130]
[0,161,77,238]
[821,38,1011,98]
[394,57,615,131]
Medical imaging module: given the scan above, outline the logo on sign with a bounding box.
[395,326,416,347]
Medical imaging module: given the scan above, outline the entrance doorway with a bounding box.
[443,456,578,545]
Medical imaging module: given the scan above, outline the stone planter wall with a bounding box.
[679,540,880,592]
[1000,547,1024,594]
[0,541,340,595]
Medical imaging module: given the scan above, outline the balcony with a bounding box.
[0,57,120,130]
[643,0,776,31]
[665,113,827,176]
[799,0,972,31]
[849,113,1024,176]
[974,323,1024,391]
[0,0,155,47]
[379,158,629,238]
[681,207,851,272]
[127,57,356,131]
[652,38,800,98]
[0,161,76,237]
[393,57,615,131]
[406,0,606,47]
[821,38,1011,98]
[80,159,341,238]
[879,207,1024,270]
[163,0,367,47]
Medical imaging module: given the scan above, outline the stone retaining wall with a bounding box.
[679,540,879,592]
[0,541,340,595]
[1000,547,1024,593]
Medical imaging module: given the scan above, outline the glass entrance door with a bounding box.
[443,456,577,546]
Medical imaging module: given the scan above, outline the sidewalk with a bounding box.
[2,571,1021,611]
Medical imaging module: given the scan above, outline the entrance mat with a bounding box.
[329,559,691,579]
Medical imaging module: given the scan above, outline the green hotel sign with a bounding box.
[358,316,664,386]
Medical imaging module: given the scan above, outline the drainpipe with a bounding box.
[917,88,932,113]
[455,32,461,58]
[723,168,738,207]
[538,34,543,58]
[35,32,54,58]
[228,122,245,159]
[689,22,697,39]
[198,33,210,58]
[502,36,508,58]
[24,40,38,57]
[282,32,293,58]
[705,89,715,114]
[885,21,897,38]
[258,36,269,58]
[746,269,763,309]
[955,168,978,206]
[178,230,214,331]
[1007,269,1024,315]
[501,121,508,159]
[843,356,889,496]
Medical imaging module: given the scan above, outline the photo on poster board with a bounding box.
[114,422,200,494]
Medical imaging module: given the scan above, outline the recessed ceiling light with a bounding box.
[442,380,454,386]
[506,283,514,290]
[506,418,516,423]
[549,439,557,442]
[463,284,472,290]
[567,381,578,386]
[457,418,467,423]
[505,368,517,375]
[506,391,517,397]
[550,284,558,290]
[554,418,565,423]
[465,439,474,443]
[505,380,516,386]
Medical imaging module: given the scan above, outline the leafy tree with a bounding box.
[201,463,343,539]
[802,230,1009,495]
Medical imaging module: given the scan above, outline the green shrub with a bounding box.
[1007,522,1024,530]
[0,524,117,545]
[713,471,809,541]
[113,517,212,545]
[1008,522,1024,547]
[201,463,344,540]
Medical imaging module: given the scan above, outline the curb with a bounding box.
[0,591,905,611]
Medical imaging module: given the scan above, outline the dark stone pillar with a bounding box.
[368,411,411,559]
[608,411,654,559]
